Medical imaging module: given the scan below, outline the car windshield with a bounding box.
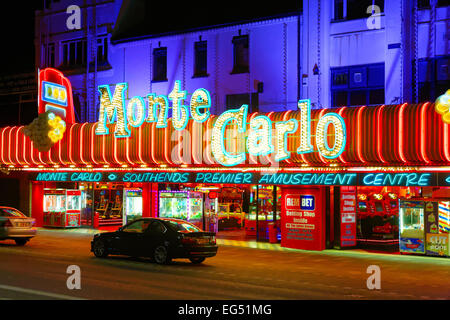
[0,208,26,218]
[167,220,202,233]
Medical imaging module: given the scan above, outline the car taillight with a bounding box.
[181,236,197,245]
[211,236,216,245]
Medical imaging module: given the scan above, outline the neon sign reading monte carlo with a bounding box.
[95,81,347,166]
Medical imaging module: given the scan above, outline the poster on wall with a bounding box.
[340,188,357,247]
[281,188,325,251]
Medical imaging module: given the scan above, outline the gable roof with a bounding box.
[111,0,301,43]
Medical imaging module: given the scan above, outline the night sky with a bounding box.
[0,3,43,75]
[0,1,301,75]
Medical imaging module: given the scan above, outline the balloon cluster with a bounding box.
[435,89,450,124]
[23,111,66,152]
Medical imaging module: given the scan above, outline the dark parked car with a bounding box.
[0,207,36,245]
[91,218,218,264]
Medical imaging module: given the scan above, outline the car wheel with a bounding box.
[14,238,28,246]
[189,257,205,264]
[93,240,109,258]
[153,245,171,264]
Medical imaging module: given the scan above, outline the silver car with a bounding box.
[0,207,36,246]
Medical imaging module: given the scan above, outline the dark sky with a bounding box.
[0,1,301,74]
[113,0,302,42]
[0,3,43,75]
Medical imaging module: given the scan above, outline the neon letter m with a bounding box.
[95,83,130,138]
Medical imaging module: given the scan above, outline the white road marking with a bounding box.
[0,284,86,300]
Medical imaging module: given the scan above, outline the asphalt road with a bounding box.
[0,230,449,300]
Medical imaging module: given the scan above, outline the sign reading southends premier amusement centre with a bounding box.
[95,81,347,167]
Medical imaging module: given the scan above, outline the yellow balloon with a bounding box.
[435,102,448,115]
[443,112,450,124]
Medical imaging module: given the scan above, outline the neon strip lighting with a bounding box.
[164,124,173,165]
[398,103,408,163]
[420,102,431,164]
[444,122,450,162]
[90,124,99,166]
[68,124,76,165]
[7,127,13,164]
[282,110,295,165]
[20,128,31,166]
[137,125,144,165]
[376,105,387,164]
[125,128,135,166]
[113,124,121,165]
[79,123,88,165]
[356,106,367,164]
[337,107,348,164]
[101,131,108,166]
[150,123,158,165]
[317,109,327,164]
[248,112,258,165]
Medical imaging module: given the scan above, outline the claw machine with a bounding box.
[123,188,143,225]
[399,200,425,254]
[43,189,81,228]
[159,191,204,229]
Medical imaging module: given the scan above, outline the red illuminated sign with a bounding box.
[340,188,357,247]
[281,187,325,251]
[38,68,75,124]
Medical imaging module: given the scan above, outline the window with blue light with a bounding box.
[193,41,208,78]
[333,0,384,21]
[153,47,167,82]
[331,63,385,107]
[416,55,450,103]
[231,35,249,74]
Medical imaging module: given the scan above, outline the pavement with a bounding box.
[36,227,450,265]
[1,229,450,300]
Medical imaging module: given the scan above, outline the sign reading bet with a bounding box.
[95,81,347,166]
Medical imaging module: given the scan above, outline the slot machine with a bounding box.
[385,192,399,218]
[38,68,75,124]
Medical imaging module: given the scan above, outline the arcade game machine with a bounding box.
[109,190,123,223]
[425,201,450,257]
[356,193,369,240]
[38,68,75,125]
[369,193,399,244]
[218,203,244,230]
[399,200,425,254]
[245,186,280,239]
[95,189,109,223]
[218,187,245,230]
[356,192,399,250]
[123,188,143,225]
[159,191,204,229]
[204,192,219,233]
[43,189,81,228]
[188,192,204,229]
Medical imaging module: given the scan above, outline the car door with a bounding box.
[115,220,147,256]
[145,221,169,255]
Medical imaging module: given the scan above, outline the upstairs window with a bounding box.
[96,36,108,64]
[62,39,87,67]
[45,43,55,68]
[231,35,249,74]
[331,63,385,107]
[334,0,384,21]
[416,56,450,103]
[153,47,167,82]
[193,41,208,78]
[418,0,449,9]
